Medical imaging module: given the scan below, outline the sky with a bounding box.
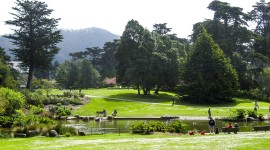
[0,0,261,38]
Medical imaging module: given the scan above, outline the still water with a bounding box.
[64,119,270,133]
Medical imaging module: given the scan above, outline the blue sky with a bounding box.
[0,0,260,38]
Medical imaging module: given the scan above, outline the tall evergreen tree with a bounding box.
[250,0,270,57]
[183,28,238,102]
[5,0,63,89]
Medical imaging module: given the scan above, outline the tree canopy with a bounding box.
[183,28,238,102]
[5,0,63,89]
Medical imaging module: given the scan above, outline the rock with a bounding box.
[78,131,86,136]
[247,117,256,121]
[14,133,26,138]
[27,130,38,137]
[49,130,58,137]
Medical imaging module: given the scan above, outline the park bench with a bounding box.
[96,110,107,117]
[253,126,270,132]
[221,127,239,134]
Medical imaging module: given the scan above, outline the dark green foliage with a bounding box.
[0,47,11,64]
[0,61,18,88]
[250,0,270,57]
[152,33,187,94]
[116,20,156,95]
[183,28,239,102]
[227,109,264,121]
[5,0,63,89]
[0,116,13,128]
[0,48,18,88]
[49,105,72,117]
[0,130,11,139]
[55,59,100,89]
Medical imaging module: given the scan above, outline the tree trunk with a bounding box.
[143,87,150,95]
[137,85,140,95]
[154,85,160,95]
[26,66,34,89]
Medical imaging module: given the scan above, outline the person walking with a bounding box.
[172,97,175,106]
[254,100,259,111]
[208,108,211,118]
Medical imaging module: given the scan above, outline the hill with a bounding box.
[0,27,120,63]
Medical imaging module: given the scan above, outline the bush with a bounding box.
[0,88,25,116]
[54,123,77,136]
[0,116,13,128]
[167,120,188,133]
[148,121,166,132]
[49,105,72,117]
[130,120,188,134]
[247,110,257,118]
[233,109,246,119]
[29,105,44,115]
[130,121,153,134]
[63,91,73,97]
[0,130,11,138]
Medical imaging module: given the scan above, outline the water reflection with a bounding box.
[64,119,270,133]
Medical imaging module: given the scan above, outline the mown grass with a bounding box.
[52,88,270,117]
[1,132,270,150]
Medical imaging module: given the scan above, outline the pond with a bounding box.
[64,119,270,133]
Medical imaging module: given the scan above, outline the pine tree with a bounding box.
[5,0,63,89]
[183,28,238,102]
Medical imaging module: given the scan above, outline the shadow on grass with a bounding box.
[103,91,254,108]
[105,92,172,103]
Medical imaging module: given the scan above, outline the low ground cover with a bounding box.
[0,132,270,150]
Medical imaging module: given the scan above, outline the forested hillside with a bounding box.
[0,27,119,62]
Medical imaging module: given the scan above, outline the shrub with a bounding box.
[130,121,153,134]
[29,105,44,115]
[0,130,11,138]
[54,123,77,136]
[0,116,13,128]
[148,121,166,132]
[0,88,25,116]
[247,110,257,118]
[130,120,188,134]
[233,109,246,119]
[167,120,188,133]
[67,98,83,105]
[49,105,72,117]
[63,91,73,97]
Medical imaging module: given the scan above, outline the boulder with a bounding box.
[14,133,26,138]
[49,130,58,137]
[78,131,86,136]
[27,130,38,137]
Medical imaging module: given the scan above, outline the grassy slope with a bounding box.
[52,88,270,117]
[1,132,270,150]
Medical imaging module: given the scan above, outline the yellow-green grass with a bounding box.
[1,132,270,150]
[52,89,270,117]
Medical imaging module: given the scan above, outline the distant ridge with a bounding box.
[0,27,120,63]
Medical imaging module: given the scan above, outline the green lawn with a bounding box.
[52,88,270,118]
[1,132,270,150]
